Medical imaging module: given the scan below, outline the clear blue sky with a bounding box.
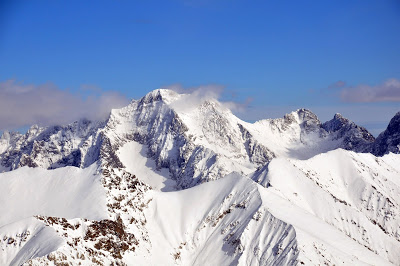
[1,0,400,135]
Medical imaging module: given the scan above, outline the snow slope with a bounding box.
[252,149,400,264]
[136,173,392,265]
[0,218,64,266]
[118,141,176,191]
[0,163,107,227]
[0,163,108,265]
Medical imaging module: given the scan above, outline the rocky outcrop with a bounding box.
[0,119,104,171]
[322,113,375,152]
[371,112,400,156]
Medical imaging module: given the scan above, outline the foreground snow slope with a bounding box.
[0,163,107,227]
[139,173,391,266]
[0,163,108,265]
[0,218,64,266]
[3,145,395,265]
[140,174,298,266]
[252,149,400,264]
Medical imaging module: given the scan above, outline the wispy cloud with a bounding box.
[163,84,252,113]
[162,83,224,97]
[340,78,400,103]
[0,79,129,131]
[166,84,225,112]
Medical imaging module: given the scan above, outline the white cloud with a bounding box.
[340,78,400,103]
[164,84,252,114]
[0,79,129,131]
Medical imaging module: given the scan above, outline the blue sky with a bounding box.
[1,0,400,135]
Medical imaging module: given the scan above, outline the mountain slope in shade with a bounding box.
[322,113,375,152]
[0,88,399,265]
[371,112,400,156]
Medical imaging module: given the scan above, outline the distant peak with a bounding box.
[297,108,313,113]
[27,124,41,134]
[140,89,182,105]
[330,113,350,125]
[0,130,10,140]
[322,113,351,133]
[322,113,374,145]
[333,113,344,119]
[293,108,320,123]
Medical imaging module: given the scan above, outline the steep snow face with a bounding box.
[252,149,400,264]
[118,141,176,191]
[139,173,391,266]
[257,185,392,266]
[139,174,299,266]
[0,218,64,266]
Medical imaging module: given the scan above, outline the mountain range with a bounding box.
[1,89,399,265]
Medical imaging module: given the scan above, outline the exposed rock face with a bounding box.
[238,124,275,165]
[322,113,375,152]
[295,108,322,134]
[0,119,104,171]
[372,112,400,156]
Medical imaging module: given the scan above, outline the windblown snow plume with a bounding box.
[0,88,399,265]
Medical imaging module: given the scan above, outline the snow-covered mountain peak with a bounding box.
[26,124,40,134]
[321,112,375,153]
[135,88,180,107]
[286,108,322,133]
[323,113,350,132]
[0,130,16,141]
[253,108,321,133]
[291,108,320,123]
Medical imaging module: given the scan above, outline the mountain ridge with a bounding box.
[1,88,396,175]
